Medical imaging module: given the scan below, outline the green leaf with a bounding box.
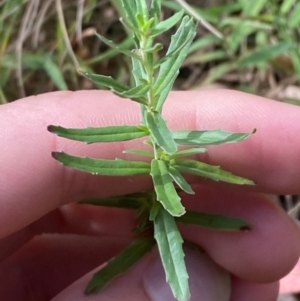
[146,111,177,155]
[177,210,253,231]
[172,147,207,158]
[44,57,68,90]
[48,125,148,143]
[173,129,255,146]
[187,34,220,55]
[226,26,256,53]
[85,237,155,294]
[80,191,154,210]
[52,152,151,176]
[79,196,141,209]
[242,0,267,16]
[117,83,150,99]
[141,43,163,54]
[95,32,141,61]
[151,159,185,216]
[153,16,196,111]
[123,149,154,157]
[154,205,190,301]
[288,2,300,28]
[136,0,149,20]
[154,37,195,68]
[280,0,297,14]
[142,17,155,32]
[131,56,146,85]
[150,10,184,36]
[78,71,148,105]
[149,0,161,23]
[78,70,128,92]
[153,80,173,113]
[168,166,194,194]
[239,42,294,67]
[120,0,138,28]
[172,159,255,185]
[131,56,148,122]
[149,199,161,221]
[220,17,272,31]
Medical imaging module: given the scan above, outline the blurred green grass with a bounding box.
[1,0,300,105]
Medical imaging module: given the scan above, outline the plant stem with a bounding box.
[139,32,161,160]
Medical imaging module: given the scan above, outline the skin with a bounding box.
[0,89,299,300]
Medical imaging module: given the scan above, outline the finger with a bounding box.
[0,204,136,261]
[280,258,300,293]
[230,276,279,301]
[0,234,130,301]
[1,90,300,238]
[179,185,300,283]
[52,246,231,301]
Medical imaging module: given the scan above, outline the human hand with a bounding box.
[0,89,299,301]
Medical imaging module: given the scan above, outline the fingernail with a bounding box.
[143,246,231,301]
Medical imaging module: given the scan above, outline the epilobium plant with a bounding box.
[48,1,255,300]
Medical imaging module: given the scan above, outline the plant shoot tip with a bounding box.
[51,151,60,159]
[239,225,253,232]
[47,125,54,132]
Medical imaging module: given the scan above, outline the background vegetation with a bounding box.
[1,0,300,106]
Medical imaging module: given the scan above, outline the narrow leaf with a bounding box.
[79,70,129,92]
[242,0,267,16]
[187,34,220,55]
[177,210,253,231]
[151,159,185,216]
[154,36,194,68]
[288,2,300,28]
[149,0,161,23]
[149,199,161,221]
[79,196,141,209]
[52,152,151,176]
[123,149,154,157]
[172,159,255,185]
[154,79,173,113]
[120,0,138,28]
[131,56,146,85]
[79,71,148,105]
[280,0,297,14]
[141,43,163,54]
[136,0,149,20]
[44,57,68,90]
[80,191,154,209]
[173,129,255,146]
[172,147,207,158]
[146,111,177,155]
[131,56,148,122]
[48,125,148,143]
[150,10,184,36]
[95,32,141,61]
[168,166,194,194]
[154,206,190,301]
[117,83,150,99]
[85,237,155,294]
[153,16,196,111]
